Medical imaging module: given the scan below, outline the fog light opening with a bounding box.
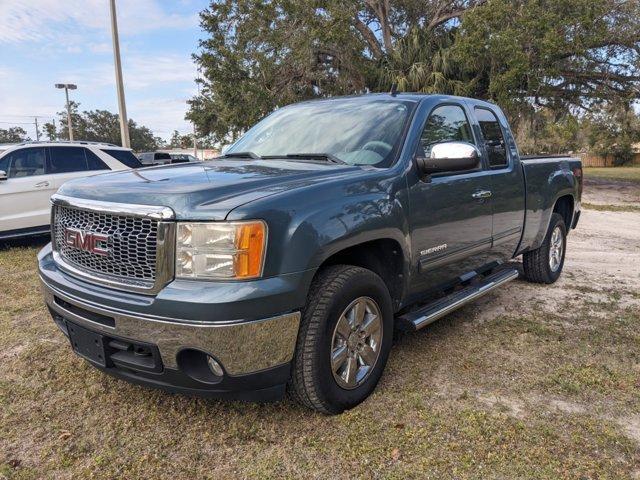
[207,356,224,377]
[176,349,224,384]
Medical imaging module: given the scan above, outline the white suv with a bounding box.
[0,141,142,239]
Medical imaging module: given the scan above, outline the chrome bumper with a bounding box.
[41,276,301,376]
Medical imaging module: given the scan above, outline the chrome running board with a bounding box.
[396,268,520,331]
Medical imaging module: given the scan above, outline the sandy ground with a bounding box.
[583,178,640,207]
[1,175,639,479]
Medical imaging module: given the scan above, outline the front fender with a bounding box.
[226,170,410,278]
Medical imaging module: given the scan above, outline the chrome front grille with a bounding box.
[51,194,176,295]
[54,205,159,281]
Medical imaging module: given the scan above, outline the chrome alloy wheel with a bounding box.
[330,296,383,390]
[549,226,564,272]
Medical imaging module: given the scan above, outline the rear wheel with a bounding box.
[523,212,567,284]
[289,265,393,414]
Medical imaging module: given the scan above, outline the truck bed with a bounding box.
[518,155,582,254]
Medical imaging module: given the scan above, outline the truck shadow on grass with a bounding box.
[0,235,49,252]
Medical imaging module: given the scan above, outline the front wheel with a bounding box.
[523,212,567,284]
[289,265,393,414]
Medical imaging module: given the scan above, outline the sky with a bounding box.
[0,0,209,141]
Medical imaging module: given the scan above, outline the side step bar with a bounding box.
[396,268,520,331]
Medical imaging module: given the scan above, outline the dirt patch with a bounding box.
[582,178,640,207]
[618,415,640,444]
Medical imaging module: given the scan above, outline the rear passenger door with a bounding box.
[48,146,110,189]
[472,106,526,262]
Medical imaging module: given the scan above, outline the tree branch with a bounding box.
[353,16,384,59]
[428,0,487,30]
[365,0,393,52]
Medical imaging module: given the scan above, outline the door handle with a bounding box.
[472,190,492,199]
[35,181,50,188]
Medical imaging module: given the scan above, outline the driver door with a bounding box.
[406,103,494,296]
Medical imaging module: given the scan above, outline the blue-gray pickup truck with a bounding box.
[38,94,582,414]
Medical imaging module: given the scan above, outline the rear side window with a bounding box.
[475,108,508,168]
[85,149,110,171]
[101,149,142,168]
[48,147,88,173]
[155,153,171,160]
[419,105,474,157]
[3,148,46,178]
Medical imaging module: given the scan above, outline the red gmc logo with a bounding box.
[63,228,109,256]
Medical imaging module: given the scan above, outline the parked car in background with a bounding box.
[0,141,141,239]
[138,151,172,166]
[169,153,198,163]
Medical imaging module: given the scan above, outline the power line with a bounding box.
[0,114,56,119]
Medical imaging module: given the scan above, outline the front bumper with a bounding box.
[39,244,306,400]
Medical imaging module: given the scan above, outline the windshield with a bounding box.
[227,98,415,167]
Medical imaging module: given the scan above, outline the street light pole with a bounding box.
[55,83,77,141]
[109,0,131,148]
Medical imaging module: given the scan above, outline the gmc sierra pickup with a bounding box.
[38,94,582,414]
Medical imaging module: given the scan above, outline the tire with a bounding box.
[523,212,567,284]
[289,265,393,414]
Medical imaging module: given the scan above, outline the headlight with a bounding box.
[176,221,267,280]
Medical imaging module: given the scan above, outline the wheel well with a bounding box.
[318,239,404,309]
[553,195,574,229]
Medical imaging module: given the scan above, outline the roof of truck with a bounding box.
[295,92,499,109]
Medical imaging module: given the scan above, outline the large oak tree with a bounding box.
[188,0,640,144]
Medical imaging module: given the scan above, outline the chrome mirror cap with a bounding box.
[430,141,480,161]
[416,141,480,175]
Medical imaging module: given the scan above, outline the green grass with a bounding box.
[584,166,640,184]
[1,241,639,479]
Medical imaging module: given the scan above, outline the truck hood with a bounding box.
[57,159,362,220]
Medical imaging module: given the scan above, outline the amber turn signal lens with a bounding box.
[234,222,266,278]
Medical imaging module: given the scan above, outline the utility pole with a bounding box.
[193,67,201,159]
[55,83,77,141]
[193,123,198,158]
[34,117,40,141]
[109,0,131,148]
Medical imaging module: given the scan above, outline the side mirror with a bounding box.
[0,170,7,181]
[416,141,480,175]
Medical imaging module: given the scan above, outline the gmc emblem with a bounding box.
[63,228,109,256]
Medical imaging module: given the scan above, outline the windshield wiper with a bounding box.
[220,151,261,159]
[281,153,347,165]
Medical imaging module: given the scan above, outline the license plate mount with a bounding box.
[66,321,108,368]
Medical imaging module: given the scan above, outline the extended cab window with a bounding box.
[48,146,88,173]
[475,108,508,168]
[4,148,46,178]
[419,105,474,157]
